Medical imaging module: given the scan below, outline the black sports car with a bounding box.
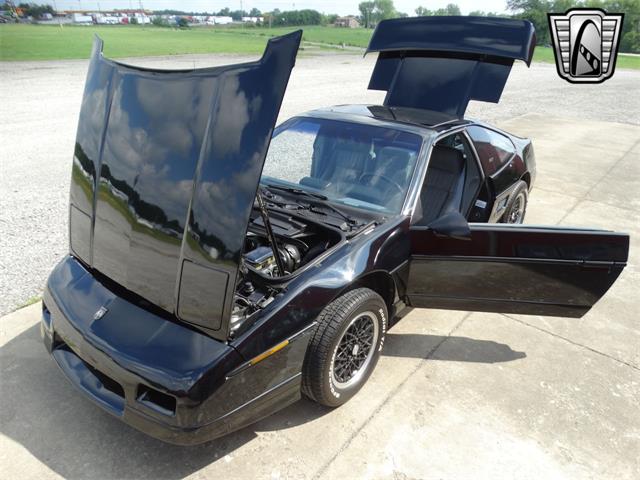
[42,17,629,445]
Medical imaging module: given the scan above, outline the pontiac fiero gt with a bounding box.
[42,17,629,444]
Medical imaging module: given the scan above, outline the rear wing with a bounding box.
[366,16,536,117]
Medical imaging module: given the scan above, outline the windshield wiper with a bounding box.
[264,183,360,228]
[265,184,328,201]
[306,202,360,227]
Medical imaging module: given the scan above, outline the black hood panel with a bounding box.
[69,32,301,339]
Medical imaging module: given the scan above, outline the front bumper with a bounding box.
[42,256,303,445]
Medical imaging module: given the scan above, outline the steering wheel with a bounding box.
[359,173,404,197]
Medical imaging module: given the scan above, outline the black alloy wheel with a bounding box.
[302,288,387,407]
[502,180,529,225]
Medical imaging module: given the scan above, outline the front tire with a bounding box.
[302,288,387,407]
[501,180,528,224]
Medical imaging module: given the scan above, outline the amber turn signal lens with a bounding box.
[249,340,290,366]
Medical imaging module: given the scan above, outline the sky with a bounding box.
[51,1,511,16]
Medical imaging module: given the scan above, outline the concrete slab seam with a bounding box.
[312,312,473,479]
[556,138,640,225]
[502,313,639,371]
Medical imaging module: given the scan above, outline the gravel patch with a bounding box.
[1,53,639,315]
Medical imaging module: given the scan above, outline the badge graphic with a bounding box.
[93,306,108,320]
[548,9,624,84]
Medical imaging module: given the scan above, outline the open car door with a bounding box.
[406,220,629,318]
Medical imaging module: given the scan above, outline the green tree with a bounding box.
[415,4,462,16]
[230,10,247,21]
[359,1,375,27]
[603,0,640,53]
[436,3,462,15]
[469,10,501,16]
[270,9,323,26]
[507,0,554,44]
[359,0,397,27]
[176,17,189,28]
[151,16,169,27]
[323,13,339,25]
[508,0,640,51]
[415,6,432,16]
[17,2,54,18]
[374,0,397,21]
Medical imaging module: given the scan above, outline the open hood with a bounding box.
[69,31,301,340]
[366,16,536,117]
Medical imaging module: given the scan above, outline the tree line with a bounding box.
[6,1,638,52]
[508,0,639,53]
[358,0,638,52]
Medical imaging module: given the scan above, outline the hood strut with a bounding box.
[256,192,286,276]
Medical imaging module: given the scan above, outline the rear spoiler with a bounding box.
[366,16,536,117]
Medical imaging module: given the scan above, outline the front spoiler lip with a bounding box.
[41,276,302,445]
[46,337,300,445]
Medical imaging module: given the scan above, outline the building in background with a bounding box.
[334,16,360,28]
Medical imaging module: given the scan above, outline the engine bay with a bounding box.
[243,211,338,277]
[229,199,345,335]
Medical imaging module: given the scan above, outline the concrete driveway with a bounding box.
[1,113,639,479]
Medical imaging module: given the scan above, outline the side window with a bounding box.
[467,126,515,176]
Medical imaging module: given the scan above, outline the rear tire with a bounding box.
[501,180,528,224]
[302,288,387,407]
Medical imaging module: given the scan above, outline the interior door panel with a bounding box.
[407,224,628,318]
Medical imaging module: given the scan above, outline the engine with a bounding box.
[244,242,301,277]
[229,209,342,335]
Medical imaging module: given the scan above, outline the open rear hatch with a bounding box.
[69,31,302,341]
[366,16,536,117]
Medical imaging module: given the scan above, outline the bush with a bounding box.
[621,31,640,54]
[151,16,169,27]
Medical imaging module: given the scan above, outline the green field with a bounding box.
[0,24,270,60]
[1,24,638,70]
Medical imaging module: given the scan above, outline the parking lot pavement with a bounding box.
[1,115,638,479]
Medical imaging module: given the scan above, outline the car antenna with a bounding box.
[256,191,287,276]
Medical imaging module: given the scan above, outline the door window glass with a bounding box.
[467,126,515,176]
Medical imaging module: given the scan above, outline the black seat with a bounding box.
[359,146,415,210]
[320,141,368,183]
[417,145,466,225]
[366,146,414,185]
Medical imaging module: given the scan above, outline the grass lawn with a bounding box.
[235,25,374,48]
[1,24,638,70]
[0,24,269,60]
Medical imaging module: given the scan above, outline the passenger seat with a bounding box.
[320,141,370,193]
[366,146,415,186]
[416,145,466,225]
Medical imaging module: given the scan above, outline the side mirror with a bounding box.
[428,211,472,241]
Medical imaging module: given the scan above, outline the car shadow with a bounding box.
[0,323,523,479]
[382,332,527,363]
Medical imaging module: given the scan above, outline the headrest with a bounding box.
[377,146,414,164]
[429,145,465,174]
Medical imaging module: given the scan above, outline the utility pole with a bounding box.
[139,0,145,28]
[52,0,62,27]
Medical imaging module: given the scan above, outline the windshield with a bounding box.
[262,117,423,214]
